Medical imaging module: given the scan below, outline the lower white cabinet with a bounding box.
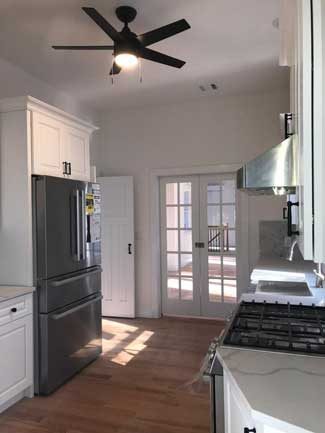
[224,371,294,433]
[224,370,257,433]
[0,294,33,413]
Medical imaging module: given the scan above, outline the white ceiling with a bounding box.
[0,0,289,112]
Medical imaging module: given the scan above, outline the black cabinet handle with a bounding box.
[283,207,287,220]
[128,243,132,255]
[68,162,72,175]
[287,201,300,237]
[244,428,256,433]
[11,307,17,313]
[63,161,67,175]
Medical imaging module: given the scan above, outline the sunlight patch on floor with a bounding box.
[112,330,154,365]
[101,319,139,354]
[101,319,154,365]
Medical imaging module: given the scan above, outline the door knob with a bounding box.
[244,428,256,433]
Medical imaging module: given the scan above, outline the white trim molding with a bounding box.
[0,96,98,133]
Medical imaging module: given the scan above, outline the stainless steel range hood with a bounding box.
[237,114,297,195]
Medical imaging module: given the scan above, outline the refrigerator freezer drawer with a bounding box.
[38,293,102,395]
[38,266,102,313]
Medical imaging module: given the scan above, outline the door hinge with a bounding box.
[195,242,205,248]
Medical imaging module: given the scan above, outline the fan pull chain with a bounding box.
[111,55,115,85]
[138,58,143,83]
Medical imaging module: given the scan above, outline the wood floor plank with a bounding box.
[0,317,224,433]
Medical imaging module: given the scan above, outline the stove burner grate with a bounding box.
[223,301,325,356]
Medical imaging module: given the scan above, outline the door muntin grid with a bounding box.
[206,179,237,304]
[165,181,194,301]
[161,175,238,317]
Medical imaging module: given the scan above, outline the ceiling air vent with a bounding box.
[199,83,219,93]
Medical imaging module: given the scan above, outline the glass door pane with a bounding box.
[160,177,200,316]
[200,175,238,318]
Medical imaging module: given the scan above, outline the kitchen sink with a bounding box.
[256,280,312,297]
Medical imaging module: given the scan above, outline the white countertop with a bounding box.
[217,346,325,433]
[248,256,325,306]
[0,285,35,301]
[215,256,325,432]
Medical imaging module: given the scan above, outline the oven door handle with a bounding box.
[51,295,102,320]
[50,267,102,287]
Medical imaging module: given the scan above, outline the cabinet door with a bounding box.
[313,0,325,262]
[0,315,33,406]
[32,112,65,178]
[292,0,314,260]
[224,371,256,433]
[64,126,90,181]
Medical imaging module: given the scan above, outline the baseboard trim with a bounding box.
[163,314,225,322]
[0,391,25,414]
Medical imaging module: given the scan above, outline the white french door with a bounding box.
[160,174,238,318]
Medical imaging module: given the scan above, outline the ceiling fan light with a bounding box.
[115,53,138,69]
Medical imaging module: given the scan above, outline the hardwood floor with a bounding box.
[0,317,224,433]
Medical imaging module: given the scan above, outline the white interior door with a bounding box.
[99,176,135,318]
[160,174,238,319]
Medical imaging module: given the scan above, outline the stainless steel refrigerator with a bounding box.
[32,175,102,395]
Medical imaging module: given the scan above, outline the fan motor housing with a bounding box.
[116,6,137,24]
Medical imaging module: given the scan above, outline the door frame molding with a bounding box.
[148,163,248,318]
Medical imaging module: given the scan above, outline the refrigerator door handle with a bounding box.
[50,267,102,287]
[75,189,81,261]
[81,189,86,260]
[51,294,103,320]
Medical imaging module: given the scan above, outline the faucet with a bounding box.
[285,236,299,262]
[314,263,325,288]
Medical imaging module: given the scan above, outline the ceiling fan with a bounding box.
[52,6,191,75]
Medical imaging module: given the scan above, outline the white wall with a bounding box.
[92,89,290,317]
[0,56,96,122]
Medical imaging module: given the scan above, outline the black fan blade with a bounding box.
[138,19,190,46]
[52,45,114,50]
[109,62,122,75]
[82,7,123,42]
[138,48,185,68]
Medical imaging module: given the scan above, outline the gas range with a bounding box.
[222,300,325,356]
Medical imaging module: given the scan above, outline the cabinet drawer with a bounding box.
[0,295,32,326]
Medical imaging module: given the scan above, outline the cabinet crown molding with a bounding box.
[0,95,98,133]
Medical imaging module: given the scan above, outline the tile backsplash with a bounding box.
[259,220,287,258]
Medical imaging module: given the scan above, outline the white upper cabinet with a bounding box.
[291,0,314,260]
[287,0,325,263]
[5,96,98,182]
[32,111,65,178]
[32,111,92,181]
[31,109,95,181]
[312,0,325,263]
[64,125,90,181]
